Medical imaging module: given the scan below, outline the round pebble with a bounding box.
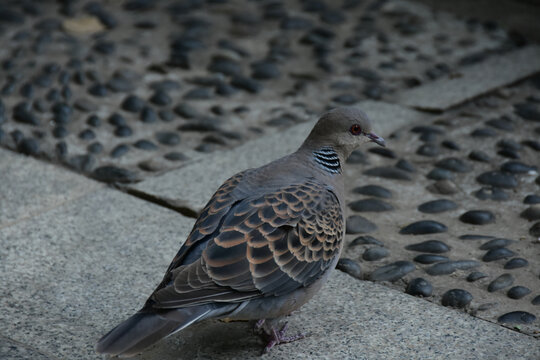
[500,161,537,174]
[352,185,392,198]
[363,167,412,181]
[418,199,457,213]
[523,194,540,204]
[427,168,454,181]
[471,127,496,137]
[504,258,528,269]
[520,206,540,221]
[149,90,171,106]
[487,273,514,292]
[108,113,126,127]
[349,235,383,247]
[87,142,103,154]
[473,187,509,201]
[507,286,531,300]
[140,106,157,123]
[479,238,514,250]
[413,254,449,264]
[163,152,188,161]
[348,198,393,212]
[78,129,95,140]
[441,289,472,308]
[114,126,133,137]
[460,234,495,240]
[406,278,433,297]
[467,271,488,282]
[369,261,415,282]
[395,159,416,173]
[405,240,450,253]
[17,138,39,155]
[497,311,536,324]
[483,248,516,262]
[441,140,460,151]
[122,95,145,112]
[362,247,389,261]
[87,115,101,127]
[476,171,517,189]
[134,139,158,150]
[427,180,458,195]
[426,260,480,276]
[459,210,495,225]
[486,117,514,131]
[336,258,362,280]
[346,215,377,234]
[92,166,138,183]
[468,150,491,162]
[530,221,540,237]
[155,132,181,146]
[231,75,262,93]
[522,139,540,151]
[416,144,440,157]
[111,144,129,158]
[399,220,448,235]
[435,157,471,173]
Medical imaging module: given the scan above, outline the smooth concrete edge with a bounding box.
[395,45,540,111]
[127,100,429,213]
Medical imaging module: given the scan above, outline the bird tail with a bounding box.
[95,306,211,358]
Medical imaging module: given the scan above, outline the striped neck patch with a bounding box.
[313,147,341,174]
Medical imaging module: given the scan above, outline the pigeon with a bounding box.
[96,106,385,357]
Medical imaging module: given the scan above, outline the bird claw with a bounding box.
[260,322,305,355]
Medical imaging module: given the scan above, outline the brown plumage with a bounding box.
[96,106,384,357]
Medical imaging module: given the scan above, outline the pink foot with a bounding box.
[260,322,305,354]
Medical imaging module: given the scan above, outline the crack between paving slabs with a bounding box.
[124,187,199,218]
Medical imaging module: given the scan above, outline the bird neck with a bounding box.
[310,146,342,175]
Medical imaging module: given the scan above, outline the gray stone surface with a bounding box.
[396,45,540,111]
[0,188,195,360]
[135,272,539,360]
[0,148,102,228]
[128,101,427,214]
[0,337,52,360]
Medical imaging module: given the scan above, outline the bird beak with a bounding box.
[366,132,386,147]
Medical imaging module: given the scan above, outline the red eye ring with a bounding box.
[350,124,362,136]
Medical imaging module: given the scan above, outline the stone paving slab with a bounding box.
[0,116,538,360]
[128,101,428,214]
[136,271,540,360]
[2,189,538,360]
[0,337,52,360]
[0,148,102,228]
[0,187,195,360]
[395,45,540,111]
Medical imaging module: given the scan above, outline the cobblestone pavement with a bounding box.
[0,0,539,359]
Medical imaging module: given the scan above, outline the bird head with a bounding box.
[302,106,385,158]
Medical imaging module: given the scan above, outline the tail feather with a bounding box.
[96,307,211,358]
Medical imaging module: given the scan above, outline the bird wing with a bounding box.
[147,176,344,309]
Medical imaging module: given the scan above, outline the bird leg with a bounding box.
[258,321,305,354]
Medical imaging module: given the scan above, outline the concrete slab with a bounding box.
[2,186,537,360]
[0,148,102,228]
[0,336,52,360]
[128,101,427,214]
[135,271,540,360]
[0,188,195,360]
[395,45,540,111]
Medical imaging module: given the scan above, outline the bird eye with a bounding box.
[350,124,362,136]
